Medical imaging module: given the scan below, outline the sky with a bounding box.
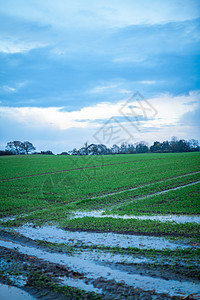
[0,0,199,153]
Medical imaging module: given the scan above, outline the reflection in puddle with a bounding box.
[0,239,199,297]
[14,225,195,250]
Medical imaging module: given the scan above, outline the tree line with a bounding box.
[0,137,199,156]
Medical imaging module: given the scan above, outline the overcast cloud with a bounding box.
[0,0,199,153]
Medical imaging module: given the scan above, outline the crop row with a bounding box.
[0,152,175,179]
[70,174,200,211]
[107,183,200,216]
[1,154,200,198]
[0,152,199,218]
[61,216,200,238]
[0,170,199,218]
[0,152,199,181]
[0,170,199,217]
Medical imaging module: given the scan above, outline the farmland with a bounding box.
[0,152,200,299]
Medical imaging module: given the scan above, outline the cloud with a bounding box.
[1,0,199,30]
[0,91,199,152]
[119,89,132,94]
[0,91,199,130]
[0,39,47,54]
[0,13,199,109]
[89,84,118,94]
[2,86,16,92]
[1,81,29,93]
[138,81,156,85]
[0,1,199,152]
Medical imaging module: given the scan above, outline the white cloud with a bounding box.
[1,0,199,30]
[0,91,199,133]
[1,82,29,93]
[89,84,118,94]
[119,89,132,94]
[3,86,16,92]
[138,81,156,85]
[0,39,46,54]
[0,91,199,151]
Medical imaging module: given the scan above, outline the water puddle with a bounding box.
[60,276,102,294]
[0,283,35,300]
[13,225,195,250]
[0,239,199,297]
[71,211,200,224]
[74,248,149,265]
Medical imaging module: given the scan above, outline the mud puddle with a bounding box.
[70,211,200,224]
[13,224,197,250]
[0,238,200,298]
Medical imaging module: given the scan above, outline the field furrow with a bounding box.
[0,152,200,299]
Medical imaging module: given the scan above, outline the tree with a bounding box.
[161,140,170,152]
[6,141,36,155]
[170,136,179,152]
[41,150,54,155]
[87,144,98,155]
[127,143,135,154]
[0,150,12,156]
[135,142,149,153]
[6,141,25,155]
[60,152,69,155]
[177,139,190,152]
[23,141,36,154]
[97,144,109,155]
[189,139,200,151]
[150,141,162,153]
[111,144,120,154]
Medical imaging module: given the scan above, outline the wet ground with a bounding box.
[0,283,35,300]
[11,224,198,250]
[70,211,200,224]
[0,225,199,299]
[0,177,200,299]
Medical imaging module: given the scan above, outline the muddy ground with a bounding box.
[0,227,199,299]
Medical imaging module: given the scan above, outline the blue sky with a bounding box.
[0,0,199,153]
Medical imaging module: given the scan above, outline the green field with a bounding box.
[0,152,200,298]
[0,152,200,235]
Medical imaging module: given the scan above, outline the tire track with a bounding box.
[91,171,200,200]
[111,180,200,210]
[0,156,182,182]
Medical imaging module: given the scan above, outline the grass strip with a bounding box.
[61,217,200,238]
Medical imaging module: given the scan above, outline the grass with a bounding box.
[0,152,200,299]
[0,152,200,240]
[106,182,200,216]
[60,216,200,238]
[70,173,200,211]
[0,152,200,218]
